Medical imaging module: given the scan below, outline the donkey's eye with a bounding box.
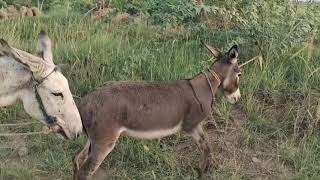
[52,92,64,98]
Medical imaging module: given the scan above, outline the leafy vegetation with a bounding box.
[0,0,319,179]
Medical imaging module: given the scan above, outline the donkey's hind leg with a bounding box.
[190,124,212,175]
[75,131,120,180]
[74,140,91,172]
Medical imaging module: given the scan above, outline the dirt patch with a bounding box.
[91,7,116,20]
[91,7,134,26]
[0,5,41,20]
[174,105,293,179]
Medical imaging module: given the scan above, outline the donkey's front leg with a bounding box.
[74,140,91,178]
[190,124,212,175]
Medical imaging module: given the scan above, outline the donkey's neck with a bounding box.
[189,72,220,112]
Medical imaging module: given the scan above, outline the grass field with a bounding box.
[0,4,319,180]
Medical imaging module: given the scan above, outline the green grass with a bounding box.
[0,12,319,180]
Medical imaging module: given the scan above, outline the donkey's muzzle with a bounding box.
[226,88,241,104]
[49,118,80,140]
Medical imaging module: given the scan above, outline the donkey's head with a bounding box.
[202,41,241,104]
[0,31,82,139]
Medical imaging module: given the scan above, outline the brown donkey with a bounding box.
[74,42,242,180]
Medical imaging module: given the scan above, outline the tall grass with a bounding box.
[0,9,319,180]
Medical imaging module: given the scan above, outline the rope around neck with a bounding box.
[202,69,221,101]
[208,69,221,85]
[32,67,58,125]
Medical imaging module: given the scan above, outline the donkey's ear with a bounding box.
[201,40,222,58]
[38,30,54,65]
[227,45,238,64]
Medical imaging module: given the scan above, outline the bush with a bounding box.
[113,0,199,26]
[0,0,7,8]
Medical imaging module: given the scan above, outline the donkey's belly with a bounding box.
[122,121,182,139]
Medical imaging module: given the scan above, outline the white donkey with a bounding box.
[0,31,82,139]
